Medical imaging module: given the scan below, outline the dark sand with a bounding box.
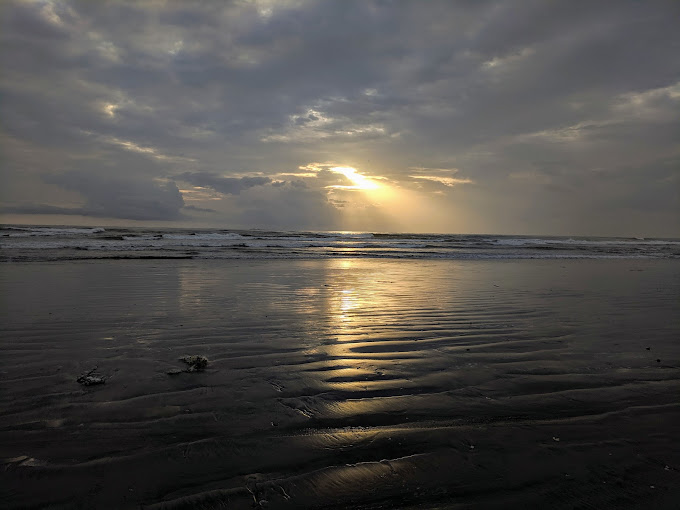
[1,259,679,509]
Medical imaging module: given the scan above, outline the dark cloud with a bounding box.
[1,0,678,235]
[176,172,271,195]
[233,183,340,231]
[42,172,185,221]
[1,204,90,217]
[183,204,216,213]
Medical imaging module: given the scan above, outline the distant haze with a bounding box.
[1,0,678,236]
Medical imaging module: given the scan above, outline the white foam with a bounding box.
[2,226,106,237]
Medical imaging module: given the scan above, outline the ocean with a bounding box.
[2,225,678,262]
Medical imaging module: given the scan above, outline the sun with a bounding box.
[329,166,380,190]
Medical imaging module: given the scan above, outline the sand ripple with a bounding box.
[1,259,678,508]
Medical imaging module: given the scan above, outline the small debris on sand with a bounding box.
[179,355,209,372]
[268,380,284,392]
[77,367,105,386]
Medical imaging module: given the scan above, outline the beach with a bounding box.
[1,258,679,509]
[4,0,679,506]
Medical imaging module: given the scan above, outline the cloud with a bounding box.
[232,182,340,230]
[175,172,271,195]
[1,0,679,235]
[1,203,90,217]
[407,167,473,190]
[183,204,216,213]
[261,106,391,142]
[39,172,186,221]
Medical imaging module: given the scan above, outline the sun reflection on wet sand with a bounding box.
[338,289,357,323]
[4,259,679,508]
[301,259,428,409]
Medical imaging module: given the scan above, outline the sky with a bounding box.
[1,0,679,236]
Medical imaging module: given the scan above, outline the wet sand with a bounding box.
[1,259,679,509]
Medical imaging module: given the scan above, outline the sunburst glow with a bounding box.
[329,166,380,190]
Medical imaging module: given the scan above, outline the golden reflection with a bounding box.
[338,289,358,323]
[306,260,411,401]
[338,258,353,268]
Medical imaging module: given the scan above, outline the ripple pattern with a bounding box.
[1,259,679,509]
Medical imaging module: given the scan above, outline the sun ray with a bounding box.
[328,166,380,190]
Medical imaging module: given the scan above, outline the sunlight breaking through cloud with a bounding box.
[1,0,678,235]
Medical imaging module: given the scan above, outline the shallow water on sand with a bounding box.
[1,259,679,509]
